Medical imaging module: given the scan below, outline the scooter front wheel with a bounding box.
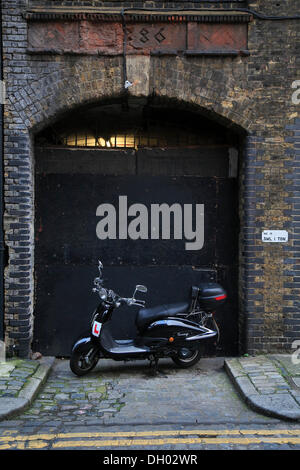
[172,348,202,368]
[70,344,99,376]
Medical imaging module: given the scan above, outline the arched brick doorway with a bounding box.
[33,97,243,357]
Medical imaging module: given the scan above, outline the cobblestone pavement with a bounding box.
[0,360,39,398]
[8,361,126,427]
[225,355,300,421]
[1,357,300,450]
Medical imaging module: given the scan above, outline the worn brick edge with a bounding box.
[0,357,55,421]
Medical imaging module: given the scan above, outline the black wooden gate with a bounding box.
[33,145,239,356]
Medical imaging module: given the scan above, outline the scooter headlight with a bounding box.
[99,288,107,300]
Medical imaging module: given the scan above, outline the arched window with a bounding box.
[35,102,239,149]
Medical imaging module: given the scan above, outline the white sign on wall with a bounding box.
[262,230,288,243]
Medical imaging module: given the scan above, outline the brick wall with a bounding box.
[242,0,300,353]
[1,0,300,356]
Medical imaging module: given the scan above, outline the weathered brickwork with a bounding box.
[282,119,300,350]
[1,0,300,356]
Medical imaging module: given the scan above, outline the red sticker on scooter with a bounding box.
[92,321,102,337]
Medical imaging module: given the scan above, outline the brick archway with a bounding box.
[26,57,252,137]
[32,98,244,356]
[5,57,251,357]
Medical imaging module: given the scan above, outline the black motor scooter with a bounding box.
[70,261,227,376]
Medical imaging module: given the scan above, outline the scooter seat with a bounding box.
[136,302,189,331]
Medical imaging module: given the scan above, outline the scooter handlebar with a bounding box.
[118,297,146,308]
[93,284,145,308]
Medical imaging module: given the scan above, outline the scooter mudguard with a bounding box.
[71,334,98,353]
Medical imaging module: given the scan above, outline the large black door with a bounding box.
[33,145,239,356]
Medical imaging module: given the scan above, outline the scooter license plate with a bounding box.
[92,321,102,337]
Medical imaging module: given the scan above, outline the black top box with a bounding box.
[196,283,227,311]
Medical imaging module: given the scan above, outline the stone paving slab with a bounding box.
[225,355,300,421]
[0,356,55,421]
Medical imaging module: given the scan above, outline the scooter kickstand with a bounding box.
[148,356,167,378]
[150,356,158,373]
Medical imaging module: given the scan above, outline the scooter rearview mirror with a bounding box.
[135,285,147,293]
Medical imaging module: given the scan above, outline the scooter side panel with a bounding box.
[143,317,210,347]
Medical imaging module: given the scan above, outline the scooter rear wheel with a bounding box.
[70,344,99,376]
[172,348,202,368]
